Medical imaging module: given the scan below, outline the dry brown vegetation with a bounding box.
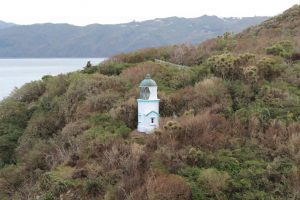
[1,5,300,200]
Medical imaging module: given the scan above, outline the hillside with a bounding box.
[0,16,268,58]
[0,5,300,200]
[198,5,300,57]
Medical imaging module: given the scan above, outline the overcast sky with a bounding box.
[0,0,299,26]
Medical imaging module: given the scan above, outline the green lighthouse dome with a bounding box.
[139,74,157,87]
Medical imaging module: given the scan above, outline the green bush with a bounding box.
[207,53,242,80]
[0,129,22,166]
[44,74,69,98]
[53,180,72,195]
[213,153,241,175]
[179,167,229,199]
[0,99,31,166]
[0,98,30,127]
[84,179,104,197]
[86,114,131,142]
[266,41,293,57]
[243,65,258,83]
[191,77,232,112]
[116,125,131,139]
[12,80,46,103]
[234,101,272,123]
[208,53,257,81]
[228,81,256,111]
[215,32,237,51]
[257,57,286,81]
[99,61,132,75]
[0,165,26,197]
[155,65,195,90]
[25,110,64,138]
[41,192,55,200]
[197,168,230,193]
[146,173,191,200]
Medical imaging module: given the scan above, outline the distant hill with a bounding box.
[0,16,268,58]
[0,21,16,30]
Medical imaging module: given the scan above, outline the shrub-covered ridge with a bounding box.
[1,5,300,200]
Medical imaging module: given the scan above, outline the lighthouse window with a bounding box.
[140,87,150,100]
[151,117,155,124]
[138,115,142,123]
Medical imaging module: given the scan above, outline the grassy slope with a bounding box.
[0,5,300,200]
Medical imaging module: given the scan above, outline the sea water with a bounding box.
[0,58,106,100]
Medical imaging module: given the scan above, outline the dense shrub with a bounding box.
[17,140,62,171]
[159,92,175,117]
[0,127,23,166]
[84,114,131,144]
[120,61,160,85]
[197,168,230,194]
[162,77,231,116]
[191,77,232,112]
[207,53,255,80]
[0,99,31,166]
[159,112,231,149]
[243,65,259,83]
[59,73,127,122]
[169,44,202,66]
[257,57,286,81]
[266,41,293,57]
[228,81,256,111]
[44,75,69,98]
[155,66,195,90]
[146,173,191,200]
[25,110,64,139]
[111,46,174,64]
[214,32,237,52]
[0,98,29,128]
[0,165,27,197]
[99,60,132,75]
[84,179,105,197]
[111,97,137,129]
[76,92,120,119]
[12,80,46,103]
[289,52,300,61]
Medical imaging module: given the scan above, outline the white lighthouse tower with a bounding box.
[137,74,160,133]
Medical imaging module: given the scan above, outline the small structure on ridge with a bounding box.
[137,74,160,133]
